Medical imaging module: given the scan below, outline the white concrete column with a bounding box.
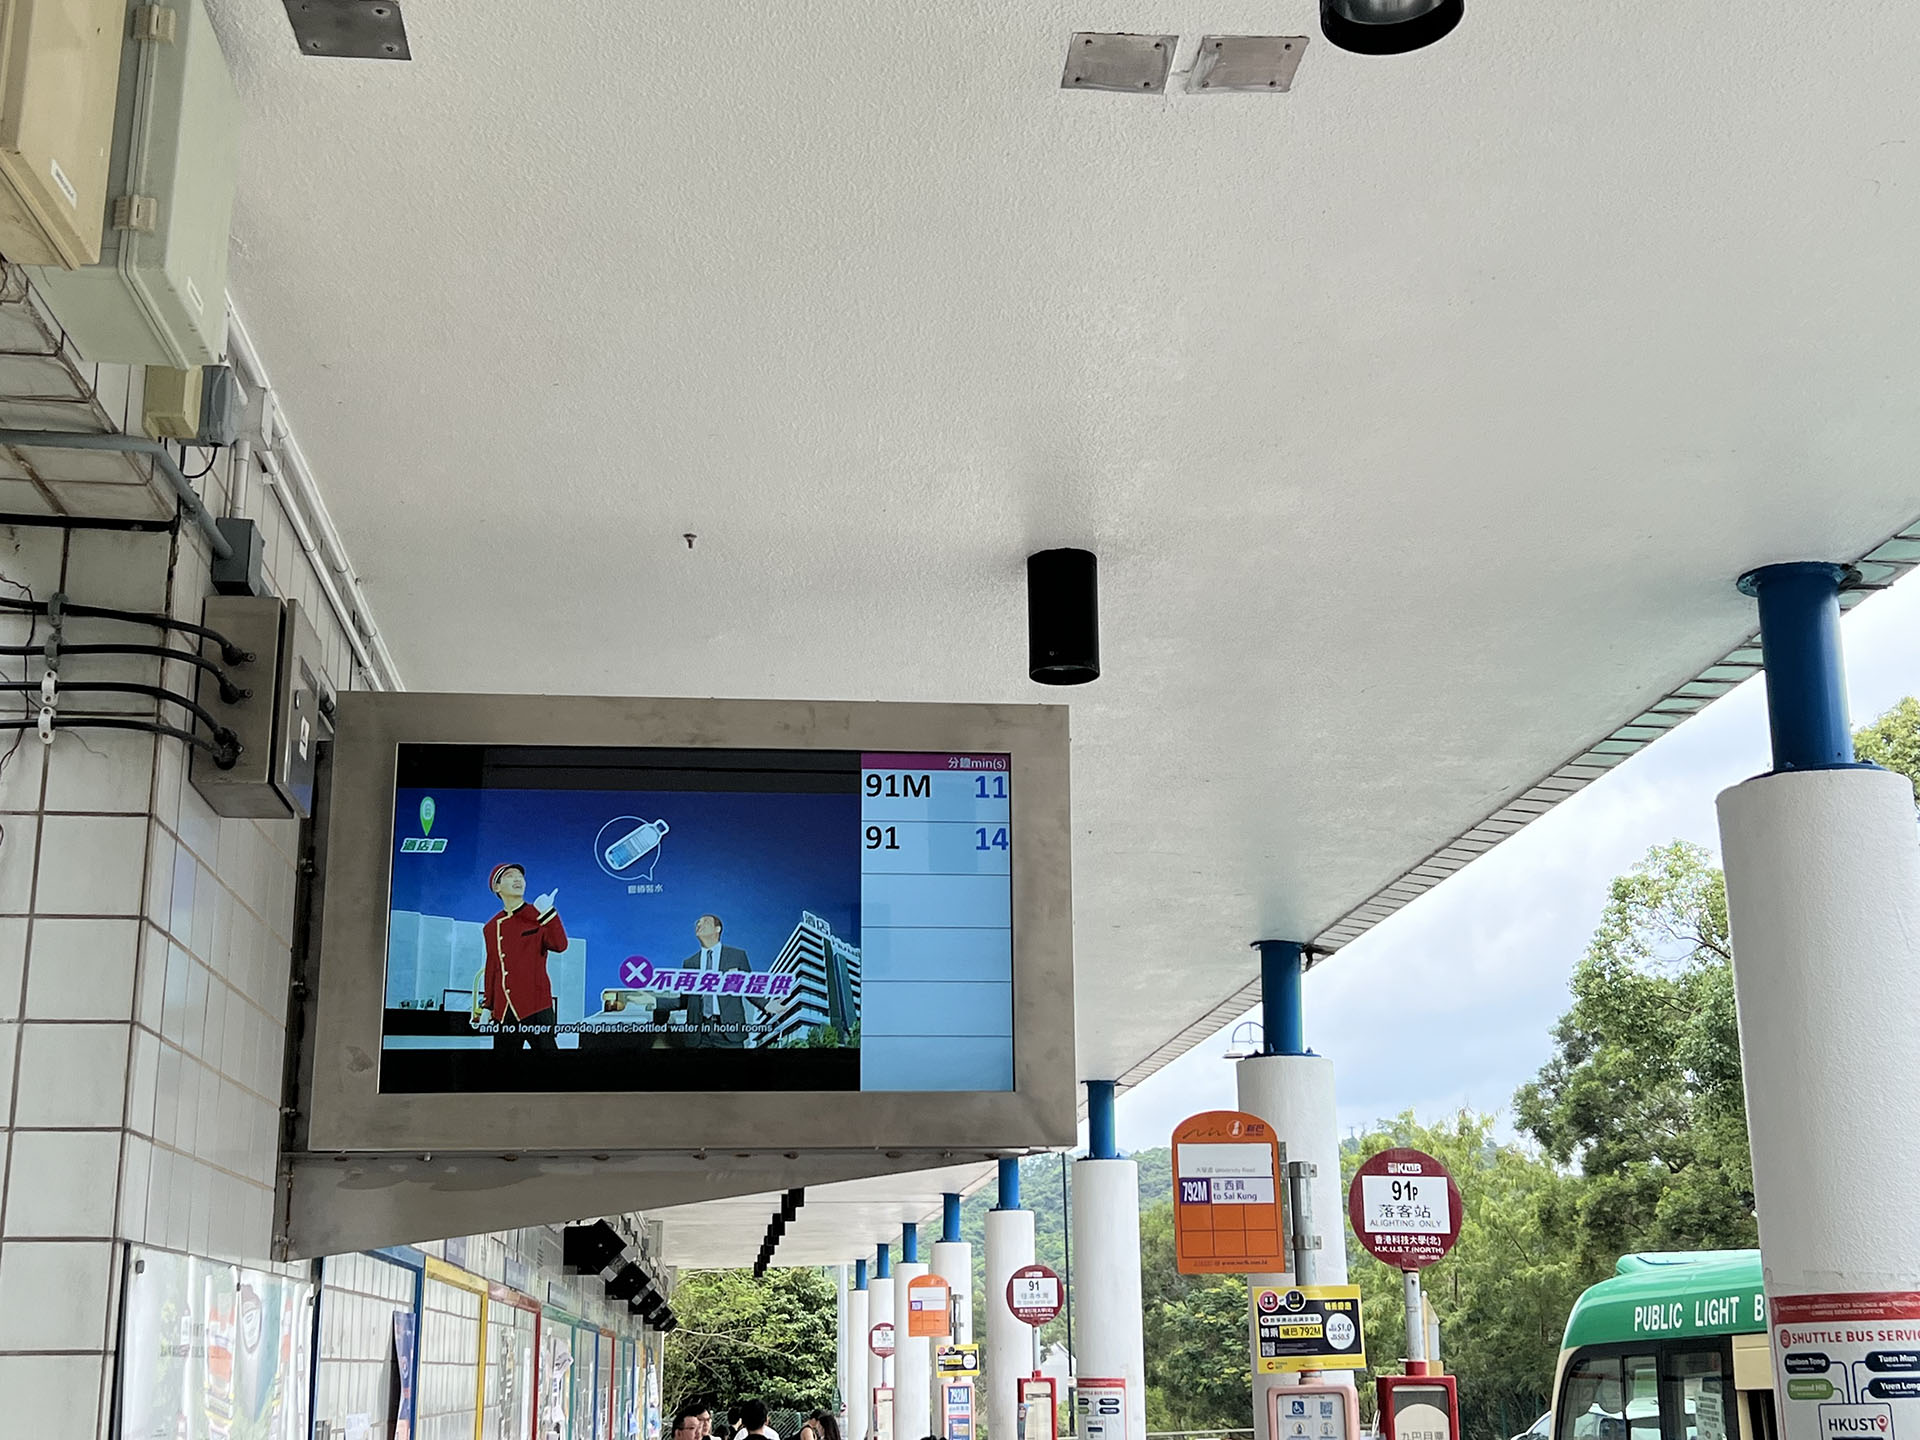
[1238,1051,1349,1440]
[849,1274,871,1440]
[871,1265,896,1401]
[895,1256,932,1440]
[1071,1158,1146,1440]
[1719,767,1920,1418]
[932,1240,973,1346]
[838,1264,853,1428]
[931,1236,972,1429]
[984,1206,1035,1440]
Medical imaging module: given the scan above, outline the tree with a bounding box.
[1855,695,1920,794]
[664,1268,840,1420]
[1140,1200,1252,1430]
[1513,841,1755,1265]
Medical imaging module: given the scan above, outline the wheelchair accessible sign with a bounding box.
[1253,1285,1366,1374]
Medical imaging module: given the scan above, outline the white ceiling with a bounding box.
[206,0,1920,1262]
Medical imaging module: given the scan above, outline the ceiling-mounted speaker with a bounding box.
[606,1263,648,1301]
[562,1221,626,1275]
[1027,549,1100,686]
[1321,0,1462,54]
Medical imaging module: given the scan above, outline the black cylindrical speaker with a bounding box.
[1321,0,1463,54]
[1027,548,1100,685]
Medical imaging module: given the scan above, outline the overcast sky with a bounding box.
[1111,568,1920,1153]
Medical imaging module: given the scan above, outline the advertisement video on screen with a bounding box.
[380,744,1015,1094]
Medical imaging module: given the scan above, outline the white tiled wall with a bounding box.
[0,283,369,1435]
[0,296,665,1440]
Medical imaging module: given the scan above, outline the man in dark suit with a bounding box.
[679,912,753,1047]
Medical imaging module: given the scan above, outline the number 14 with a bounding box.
[975,827,1009,852]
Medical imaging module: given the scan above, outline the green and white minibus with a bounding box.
[1550,1252,1778,1440]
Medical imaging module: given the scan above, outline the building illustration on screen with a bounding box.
[754,911,862,1048]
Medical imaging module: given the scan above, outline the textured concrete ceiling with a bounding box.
[205,0,1920,1260]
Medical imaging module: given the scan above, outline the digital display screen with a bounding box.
[379,744,1014,1094]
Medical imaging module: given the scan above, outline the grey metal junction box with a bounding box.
[190,596,334,820]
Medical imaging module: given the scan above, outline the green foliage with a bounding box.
[1513,841,1756,1267]
[1855,696,1920,795]
[1343,1113,1590,1440]
[663,1267,839,1420]
[1140,1200,1252,1430]
[779,1022,862,1049]
[958,1151,1174,1352]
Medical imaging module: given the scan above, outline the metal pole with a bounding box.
[1288,1159,1319,1381]
[1059,1152,1073,1393]
[1402,1270,1427,1377]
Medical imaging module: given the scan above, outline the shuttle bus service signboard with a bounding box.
[1772,1290,1920,1440]
[1171,1110,1287,1275]
[1347,1148,1462,1270]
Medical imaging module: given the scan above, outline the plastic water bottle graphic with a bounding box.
[604,819,670,872]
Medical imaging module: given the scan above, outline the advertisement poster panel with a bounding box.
[1251,1286,1366,1374]
[391,1311,417,1440]
[118,1249,314,1440]
[379,746,1016,1097]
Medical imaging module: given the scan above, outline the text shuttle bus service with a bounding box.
[1546,1252,1776,1440]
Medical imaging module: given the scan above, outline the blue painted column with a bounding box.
[1739,561,1859,771]
[1241,939,1348,1438]
[1718,558,1920,1440]
[1074,1079,1144,1440]
[895,1223,931,1440]
[1255,940,1306,1056]
[985,1157,1035,1440]
[1086,1078,1117,1159]
[932,1189,975,1428]
[870,1241,896,1413]
[996,1157,1022,1211]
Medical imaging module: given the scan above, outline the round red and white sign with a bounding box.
[1347,1147,1462,1271]
[1005,1264,1063,1326]
[869,1321,896,1357]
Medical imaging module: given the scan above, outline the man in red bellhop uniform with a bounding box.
[475,862,567,1052]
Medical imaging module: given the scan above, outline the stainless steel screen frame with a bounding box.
[301,693,1075,1154]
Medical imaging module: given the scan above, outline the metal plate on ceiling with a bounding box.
[282,0,411,60]
[1062,33,1177,93]
[1188,35,1310,92]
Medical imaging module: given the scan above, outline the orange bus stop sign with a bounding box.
[907,1272,953,1338]
[1172,1109,1288,1275]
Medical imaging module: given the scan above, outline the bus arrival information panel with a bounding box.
[860,753,1014,1092]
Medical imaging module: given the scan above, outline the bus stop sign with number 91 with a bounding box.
[1347,1147,1462,1270]
[1006,1265,1063,1326]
